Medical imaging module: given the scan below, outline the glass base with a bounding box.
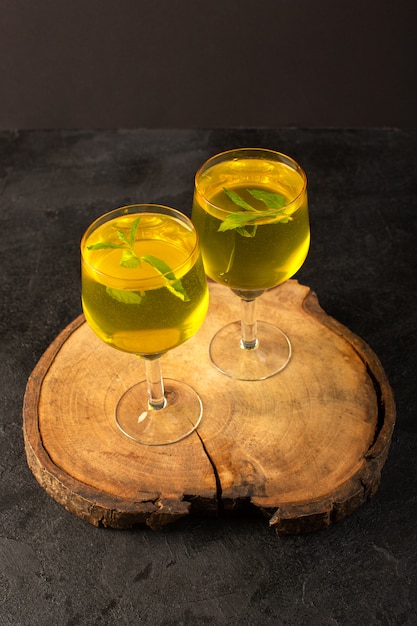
[115,379,202,446]
[209,320,291,381]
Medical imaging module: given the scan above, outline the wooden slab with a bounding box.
[23,281,396,534]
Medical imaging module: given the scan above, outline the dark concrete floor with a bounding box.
[1,128,416,625]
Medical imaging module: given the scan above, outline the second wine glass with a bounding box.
[192,148,310,381]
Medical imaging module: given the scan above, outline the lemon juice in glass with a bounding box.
[81,204,209,445]
[192,148,309,381]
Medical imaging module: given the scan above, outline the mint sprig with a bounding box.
[220,188,292,237]
[141,255,189,301]
[88,217,142,267]
[87,216,189,302]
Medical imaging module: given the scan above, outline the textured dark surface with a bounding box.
[1,129,416,624]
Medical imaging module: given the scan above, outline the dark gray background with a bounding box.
[1,127,416,625]
[1,0,416,129]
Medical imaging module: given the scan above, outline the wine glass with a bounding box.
[192,148,309,381]
[81,204,209,445]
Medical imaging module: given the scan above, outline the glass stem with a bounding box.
[240,298,259,350]
[145,357,166,410]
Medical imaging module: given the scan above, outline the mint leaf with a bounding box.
[166,280,189,301]
[87,242,126,250]
[106,287,143,304]
[223,188,255,211]
[141,254,176,280]
[117,231,130,247]
[219,210,291,234]
[248,189,286,209]
[88,216,189,303]
[141,254,190,301]
[129,217,141,247]
[219,212,260,231]
[220,187,292,236]
[120,249,140,268]
[236,225,257,237]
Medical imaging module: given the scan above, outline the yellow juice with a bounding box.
[192,157,310,291]
[81,212,209,355]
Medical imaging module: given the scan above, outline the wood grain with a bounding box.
[23,281,396,534]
